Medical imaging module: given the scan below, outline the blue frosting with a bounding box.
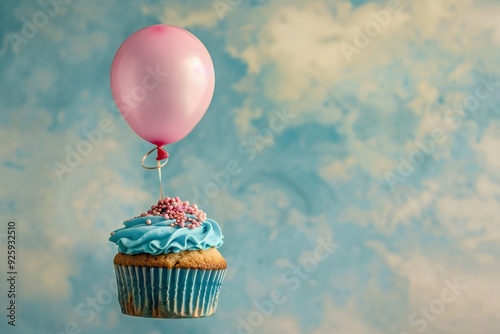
[109,215,224,255]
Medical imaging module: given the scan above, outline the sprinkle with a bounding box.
[146,219,152,225]
[137,197,207,229]
[110,231,115,235]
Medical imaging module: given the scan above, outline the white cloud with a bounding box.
[58,31,109,64]
[366,241,500,333]
[474,120,500,172]
[320,155,357,181]
[312,296,382,334]
[233,98,264,138]
[469,5,500,46]
[245,184,291,229]
[0,99,151,301]
[228,1,351,102]
[214,0,500,186]
[260,315,302,334]
[20,246,74,302]
[143,2,220,28]
[208,188,247,222]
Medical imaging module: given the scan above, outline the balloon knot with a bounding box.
[156,146,169,161]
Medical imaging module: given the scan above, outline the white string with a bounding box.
[141,147,168,200]
[157,159,164,200]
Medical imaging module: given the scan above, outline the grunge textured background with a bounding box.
[1,0,500,333]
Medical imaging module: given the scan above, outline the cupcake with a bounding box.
[109,197,226,318]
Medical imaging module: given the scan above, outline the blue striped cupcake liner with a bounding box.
[114,265,226,318]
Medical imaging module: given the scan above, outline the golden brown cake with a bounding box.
[113,247,227,270]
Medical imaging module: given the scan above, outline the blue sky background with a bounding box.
[1,0,500,333]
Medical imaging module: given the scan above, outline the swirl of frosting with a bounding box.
[109,215,223,255]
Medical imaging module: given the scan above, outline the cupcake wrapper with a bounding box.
[114,265,226,318]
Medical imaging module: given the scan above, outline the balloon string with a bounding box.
[141,147,168,200]
[157,159,164,200]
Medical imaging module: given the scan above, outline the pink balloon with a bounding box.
[110,24,215,146]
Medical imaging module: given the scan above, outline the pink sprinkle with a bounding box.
[138,198,207,229]
[146,219,152,225]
